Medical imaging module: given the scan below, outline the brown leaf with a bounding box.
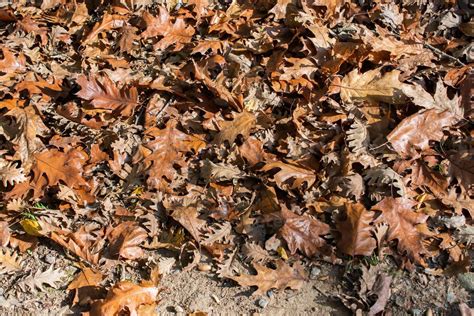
[230,261,307,295]
[141,8,195,51]
[336,203,377,257]
[0,47,26,73]
[83,13,126,44]
[76,74,138,117]
[141,119,205,190]
[239,136,266,166]
[117,25,139,53]
[372,197,428,264]
[17,16,48,46]
[0,221,10,247]
[278,207,330,257]
[410,160,448,197]
[68,267,104,290]
[171,205,206,242]
[107,222,147,260]
[387,109,458,158]
[33,147,88,192]
[213,111,256,145]
[261,161,316,189]
[339,69,406,104]
[447,150,474,195]
[90,281,159,316]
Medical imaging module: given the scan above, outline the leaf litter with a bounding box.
[0,0,473,315]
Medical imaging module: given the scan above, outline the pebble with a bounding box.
[211,294,220,304]
[257,298,269,309]
[198,263,211,272]
[267,290,274,298]
[310,267,321,279]
[44,254,55,264]
[174,306,184,313]
[458,272,474,291]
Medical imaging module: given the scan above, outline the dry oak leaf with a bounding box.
[410,160,448,197]
[76,74,138,117]
[50,226,103,265]
[0,47,26,73]
[19,266,66,292]
[213,111,256,145]
[83,13,127,44]
[277,207,330,257]
[107,222,147,260]
[339,69,406,104]
[141,8,195,51]
[0,222,10,247]
[0,159,26,186]
[5,105,49,173]
[261,161,316,189]
[142,119,205,190]
[17,16,48,45]
[447,150,474,195]
[33,147,88,190]
[372,197,428,264]
[68,267,104,290]
[387,109,458,158]
[0,248,23,275]
[230,261,307,296]
[171,205,207,243]
[90,281,160,316]
[336,203,377,257]
[402,79,463,118]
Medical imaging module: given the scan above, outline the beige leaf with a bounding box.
[340,69,406,104]
[0,248,23,275]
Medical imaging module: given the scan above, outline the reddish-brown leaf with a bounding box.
[76,74,138,117]
[387,109,458,158]
[90,281,159,316]
[372,197,428,264]
[0,47,26,74]
[278,207,329,257]
[336,203,377,257]
[261,161,316,190]
[107,222,147,260]
[141,119,205,190]
[213,111,256,145]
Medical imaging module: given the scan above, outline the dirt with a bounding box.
[1,242,471,315]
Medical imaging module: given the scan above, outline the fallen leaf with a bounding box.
[372,197,428,264]
[336,203,377,257]
[90,280,160,316]
[213,111,256,145]
[19,266,66,292]
[107,222,147,260]
[76,74,139,117]
[339,69,406,104]
[0,248,23,275]
[229,261,307,295]
[387,109,458,158]
[277,207,330,257]
[261,161,316,189]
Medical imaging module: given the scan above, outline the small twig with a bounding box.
[422,42,466,67]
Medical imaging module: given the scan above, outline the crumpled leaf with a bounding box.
[107,222,147,260]
[90,280,160,316]
[141,119,205,190]
[212,111,256,145]
[276,207,330,257]
[229,261,307,295]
